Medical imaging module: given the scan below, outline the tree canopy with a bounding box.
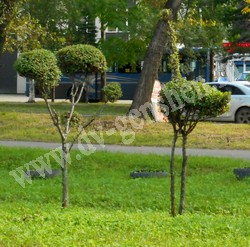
[14,49,61,93]
[56,44,107,75]
[1,0,249,70]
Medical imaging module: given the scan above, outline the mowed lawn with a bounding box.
[1,102,250,246]
[1,102,250,149]
[0,146,250,246]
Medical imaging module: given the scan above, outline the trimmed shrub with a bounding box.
[103,82,123,102]
[14,49,61,90]
[160,79,230,121]
[56,44,107,75]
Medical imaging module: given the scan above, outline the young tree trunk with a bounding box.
[209,49,214,82]
[0,25,7,54]
[101,72,106,102]
[28,79,36,103]
[130,0,182,112]
[51,87,55,102]
[179,134,188,215]
[62,142,69,208]
[170,131,178,217]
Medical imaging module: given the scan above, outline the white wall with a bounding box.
[17,74,26,94]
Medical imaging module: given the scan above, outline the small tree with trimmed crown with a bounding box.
[15,45,121,208]
[160,79,230,216]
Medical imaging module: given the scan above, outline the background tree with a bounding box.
[160,79,230,216]
[130,0,182,111]
[14,46,121,208]
[98,0,160,68]
[242,0,250,14]
[231,0,250,43]
[0,0,53,53]
[177,0,228,81]
[0,0,21,53]
[0,0,20,53]
[27,0,98,50]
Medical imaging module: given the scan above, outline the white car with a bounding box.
[206,81,250,123]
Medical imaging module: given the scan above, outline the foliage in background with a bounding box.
[1,0,247,73]
[0,0,23,52]
[242,0,250,14]
[27,0,97,50]
[4,12,52,52]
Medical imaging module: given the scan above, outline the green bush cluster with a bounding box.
[56,44,107,75]
[14,49,61,91]
[160,78,231,120]
[103,82,123,103]
[14,45,107,95]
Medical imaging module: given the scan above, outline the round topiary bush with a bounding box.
[56,44,107,75]
[14,49,61,91]
[103,82,123,102]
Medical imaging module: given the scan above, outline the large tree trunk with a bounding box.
[170,131,178,217]
[130,19,168,110]
[130,0,182,111]
[179,134,188,215]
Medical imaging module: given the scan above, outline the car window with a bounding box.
[215,84,245,95]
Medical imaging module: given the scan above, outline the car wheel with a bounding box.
[235,107,250,123]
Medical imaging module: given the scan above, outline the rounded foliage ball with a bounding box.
[103,82,123,103]
[14,49,61,89]
[56,44,107,75]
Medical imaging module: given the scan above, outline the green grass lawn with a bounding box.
[1,146,250,246]
[1,110,250,149]
[0,102,130,115]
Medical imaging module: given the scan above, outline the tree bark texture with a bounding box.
[130,18,169,111]
[101,72,106,102]
[170,131,178,217]
[28,79,36,103]
[130,0,182,111]
[209,49,214,82]
[179,134,188,215]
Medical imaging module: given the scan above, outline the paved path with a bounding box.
[0,94,132,104]
[1,140,250,160]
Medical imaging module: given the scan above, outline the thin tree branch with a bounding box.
[68,102,108,152]
[44,97,65,140]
